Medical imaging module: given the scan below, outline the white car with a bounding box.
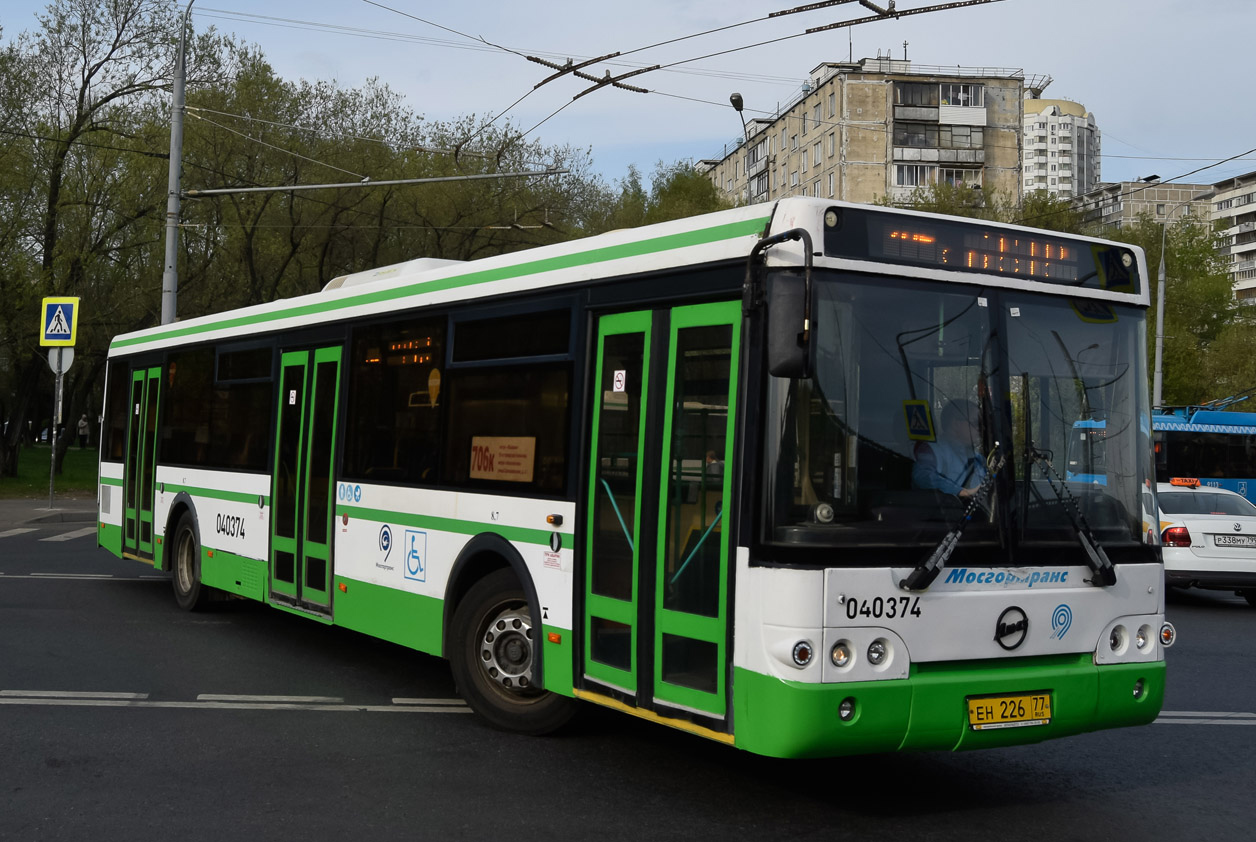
[1157,481,1256,606]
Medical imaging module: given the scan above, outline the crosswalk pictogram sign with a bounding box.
[41,297,80,346]
[903,400,936,442]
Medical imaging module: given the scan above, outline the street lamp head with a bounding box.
[729,92,744,113]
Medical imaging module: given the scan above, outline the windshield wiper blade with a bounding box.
[1028,449,1117,587]
[900,443,1005,592]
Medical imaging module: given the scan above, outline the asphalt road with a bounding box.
[1,520,1251,841]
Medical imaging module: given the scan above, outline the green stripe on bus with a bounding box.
[163,483,269,506]
[339,504,569,547]
[110,216,769,351]
[100,475,124,487]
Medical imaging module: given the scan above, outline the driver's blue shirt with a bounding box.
[913,439,986,496]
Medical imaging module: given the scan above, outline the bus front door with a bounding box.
[585,302,740,724]
[270,347,342,612]
[123,366,161,562]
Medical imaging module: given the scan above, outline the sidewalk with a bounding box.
[0,496,97,531]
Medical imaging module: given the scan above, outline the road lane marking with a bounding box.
[392,698,471,706]
[40,527,99,542]
[0,690,149,700]
[0,528,37,538]
[0,574,160,581]
[1157,710,1256,725]
[31,572,115,579]
[0,697,471,713]
[197,694,345,704]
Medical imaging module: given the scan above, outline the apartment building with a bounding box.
[699,57,1024,206]
[1213,171,1256,302]
[1022,98,1101,198]
[1080,181,1213,231]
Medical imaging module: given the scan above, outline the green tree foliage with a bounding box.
[883,184,1086,234]
[0,2,725,480]
[1116,213,1235,406]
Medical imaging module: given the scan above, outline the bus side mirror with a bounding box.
[767,275,811,379]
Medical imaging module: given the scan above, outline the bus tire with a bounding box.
[449,568,575,735]
[171,512,208,612]
[1241,590,1256,608]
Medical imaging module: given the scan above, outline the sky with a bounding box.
[2,0,1253,190]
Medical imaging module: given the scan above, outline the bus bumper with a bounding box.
[731,654,1164,759]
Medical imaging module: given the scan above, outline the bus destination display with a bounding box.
[823,207,1140,294]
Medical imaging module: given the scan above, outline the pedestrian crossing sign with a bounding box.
[41,297,80,346]
[904,400,936,442]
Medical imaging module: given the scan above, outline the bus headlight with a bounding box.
[830,641,852,668]
[867,639,888,666]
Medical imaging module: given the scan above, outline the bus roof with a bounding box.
[1154,409,1256,433]
[108,197,1149,357]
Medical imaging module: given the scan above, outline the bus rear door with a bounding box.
[123,365,161,562]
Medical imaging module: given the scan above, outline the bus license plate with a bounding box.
[967,693,1052,730]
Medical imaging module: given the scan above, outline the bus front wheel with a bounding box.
[449,568,575,735]
[171,512,208,612]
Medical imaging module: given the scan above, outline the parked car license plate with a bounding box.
[967,693,1052,730]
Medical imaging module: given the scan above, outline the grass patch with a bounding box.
[0,445,98,499]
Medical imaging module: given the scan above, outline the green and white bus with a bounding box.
[98,197,1174,757]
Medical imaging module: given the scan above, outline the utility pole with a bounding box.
[161,1,194,325]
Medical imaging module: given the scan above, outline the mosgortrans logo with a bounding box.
[943,568,1070,588]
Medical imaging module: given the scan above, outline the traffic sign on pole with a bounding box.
[41,297,80,346]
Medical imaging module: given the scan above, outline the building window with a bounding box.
[813,142,822,167]
[895,164,936,187]
[828,131,835,157]
[790,134,798,150]
[813,104,821,128]
[893,122,937,147]
[940,168,981,187]
[801,153,808,174]
[893,82,938,107]
[940,83,984,107]
[828,172,835,197]
[940,125,982,148]
[828,92,835,117]
[790,171,799,187]
[802,112,808,135]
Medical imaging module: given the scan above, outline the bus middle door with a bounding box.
[270,346,342,613]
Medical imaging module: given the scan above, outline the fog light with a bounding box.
[838,697,856,721]
[831,641,852,668]
[1136,625,1151,650]
[867,639,888,666]
[1160,622,1176,648]
[792,640,814,667]
[1133,679,1145,699]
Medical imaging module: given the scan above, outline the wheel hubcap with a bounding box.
[479,606,534,691]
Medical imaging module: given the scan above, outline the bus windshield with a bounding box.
[765,271,1151,555]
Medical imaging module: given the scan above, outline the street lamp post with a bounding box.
[1153,189,1214,409]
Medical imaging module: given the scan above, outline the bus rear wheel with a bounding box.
[450,568,575,735]
[171,512,208,612]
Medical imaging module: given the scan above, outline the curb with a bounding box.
[28,510,98,525]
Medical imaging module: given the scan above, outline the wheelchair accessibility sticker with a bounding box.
[404,529,427,582]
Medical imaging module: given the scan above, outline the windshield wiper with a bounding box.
[899,442,1005,592]
[1026,448,1117,587]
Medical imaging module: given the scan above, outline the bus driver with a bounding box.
[912,399,987,500]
